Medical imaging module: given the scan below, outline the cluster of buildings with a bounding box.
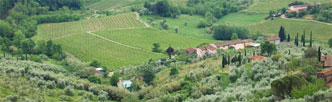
[185,36,280,57]
[318,56,332,85]
[288,4,315,13]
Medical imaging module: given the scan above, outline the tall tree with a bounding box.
[228,55,231,65]
[318,46,321,62]
[310,31,313,47]
[261,41,277,56]
[303,30,306,46]
[222,55,227,69]
[238,52,242,66]
[166,46,174,59]
[21,39,35,60]
[287,34,291,42]
[295,33,299,46]
[278,26,286,42]
[328,38,332,48]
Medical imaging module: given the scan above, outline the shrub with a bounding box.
[121,94,140,102]
[291,79,327,99]
[197,20,209,28]
[143,69,155,84]
[110,73,120,86]
[98,91,108,101]
[169,67,179,76]
[304,48,317,58]
[64,86,75,96]
[89,60,101,67]
[328,38,332,48]
[88,75,101,84]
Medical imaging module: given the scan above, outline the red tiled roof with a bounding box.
[265,36,280,41]
[321,56,332,67]
[251,56,266,61]
[214,39,253,47]
[317,68,332,76]
[185,47,196,55]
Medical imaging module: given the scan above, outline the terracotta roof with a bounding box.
[251,56,266,61]
[292,5,308,8]
[207,45,216,51]
[214,39,253,47]
[321,56,332,67]
[317,68,332,76]
[185,47,196,55]
[265,36,280,41]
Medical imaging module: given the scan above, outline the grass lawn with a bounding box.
[217,13,267,25]
[248,18,332,41]
[54,33,166,70]
[141,14,213,40]
[94,28,215,51]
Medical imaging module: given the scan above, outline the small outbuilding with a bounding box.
[122,80,132,88]
[317,68,332,84]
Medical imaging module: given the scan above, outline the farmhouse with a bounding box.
[317,68,332,84]
[265,36,280,44]
[288,4,314,13]
[251,56,266,61]
[93,68,105,76]
[185,39,255,57]
[214,39,254,50]
[321,56,332,68]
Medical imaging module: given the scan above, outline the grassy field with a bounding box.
[217,13,267,25]
[54,33,165,70]
[94,28,214,50]
[248,18,332,41]
[86,0,134,10]
[142,14,212,40]
[37,13,213,70]
[37,13,145,40]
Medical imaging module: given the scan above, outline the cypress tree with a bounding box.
[222,55,226,68]
[244,49,247,56]
[238,53,242,66]
[287,34,291,42]
[279,26,286,42]
[295,33,299,46]
[228,55,231,65]
[303,30,306,46]
[318,46,321,62]
[310,31,312,47]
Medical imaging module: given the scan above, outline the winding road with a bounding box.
[281,14,332,26]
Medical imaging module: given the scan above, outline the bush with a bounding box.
[88,75,101,84]
[169,67,179,76]
[89,60,101,67]
[64,86,75,96]
[98,91,108,101]
[121,94,140,102]
[197,20,209,28]
[304,48,317,58]
[328,38,332,48]
[110,73,120,86]
[291,79,327,99]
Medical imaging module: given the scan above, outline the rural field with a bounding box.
[37,13,145,40]
[248,18,332,41]
[94,28,214,50]
[142,14,212,40]
[54,32,166,70]
[86,0,134,11]
[37,12,212,70]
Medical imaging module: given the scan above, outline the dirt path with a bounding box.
[87,31,160,54]
[281,14,332,26]
[134,12,150,28]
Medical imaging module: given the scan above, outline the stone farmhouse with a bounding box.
[185,39,255,57]
[288,4,315,13]
[321,56,332,68]
[317,68,332,84]
[265,36,281,44]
